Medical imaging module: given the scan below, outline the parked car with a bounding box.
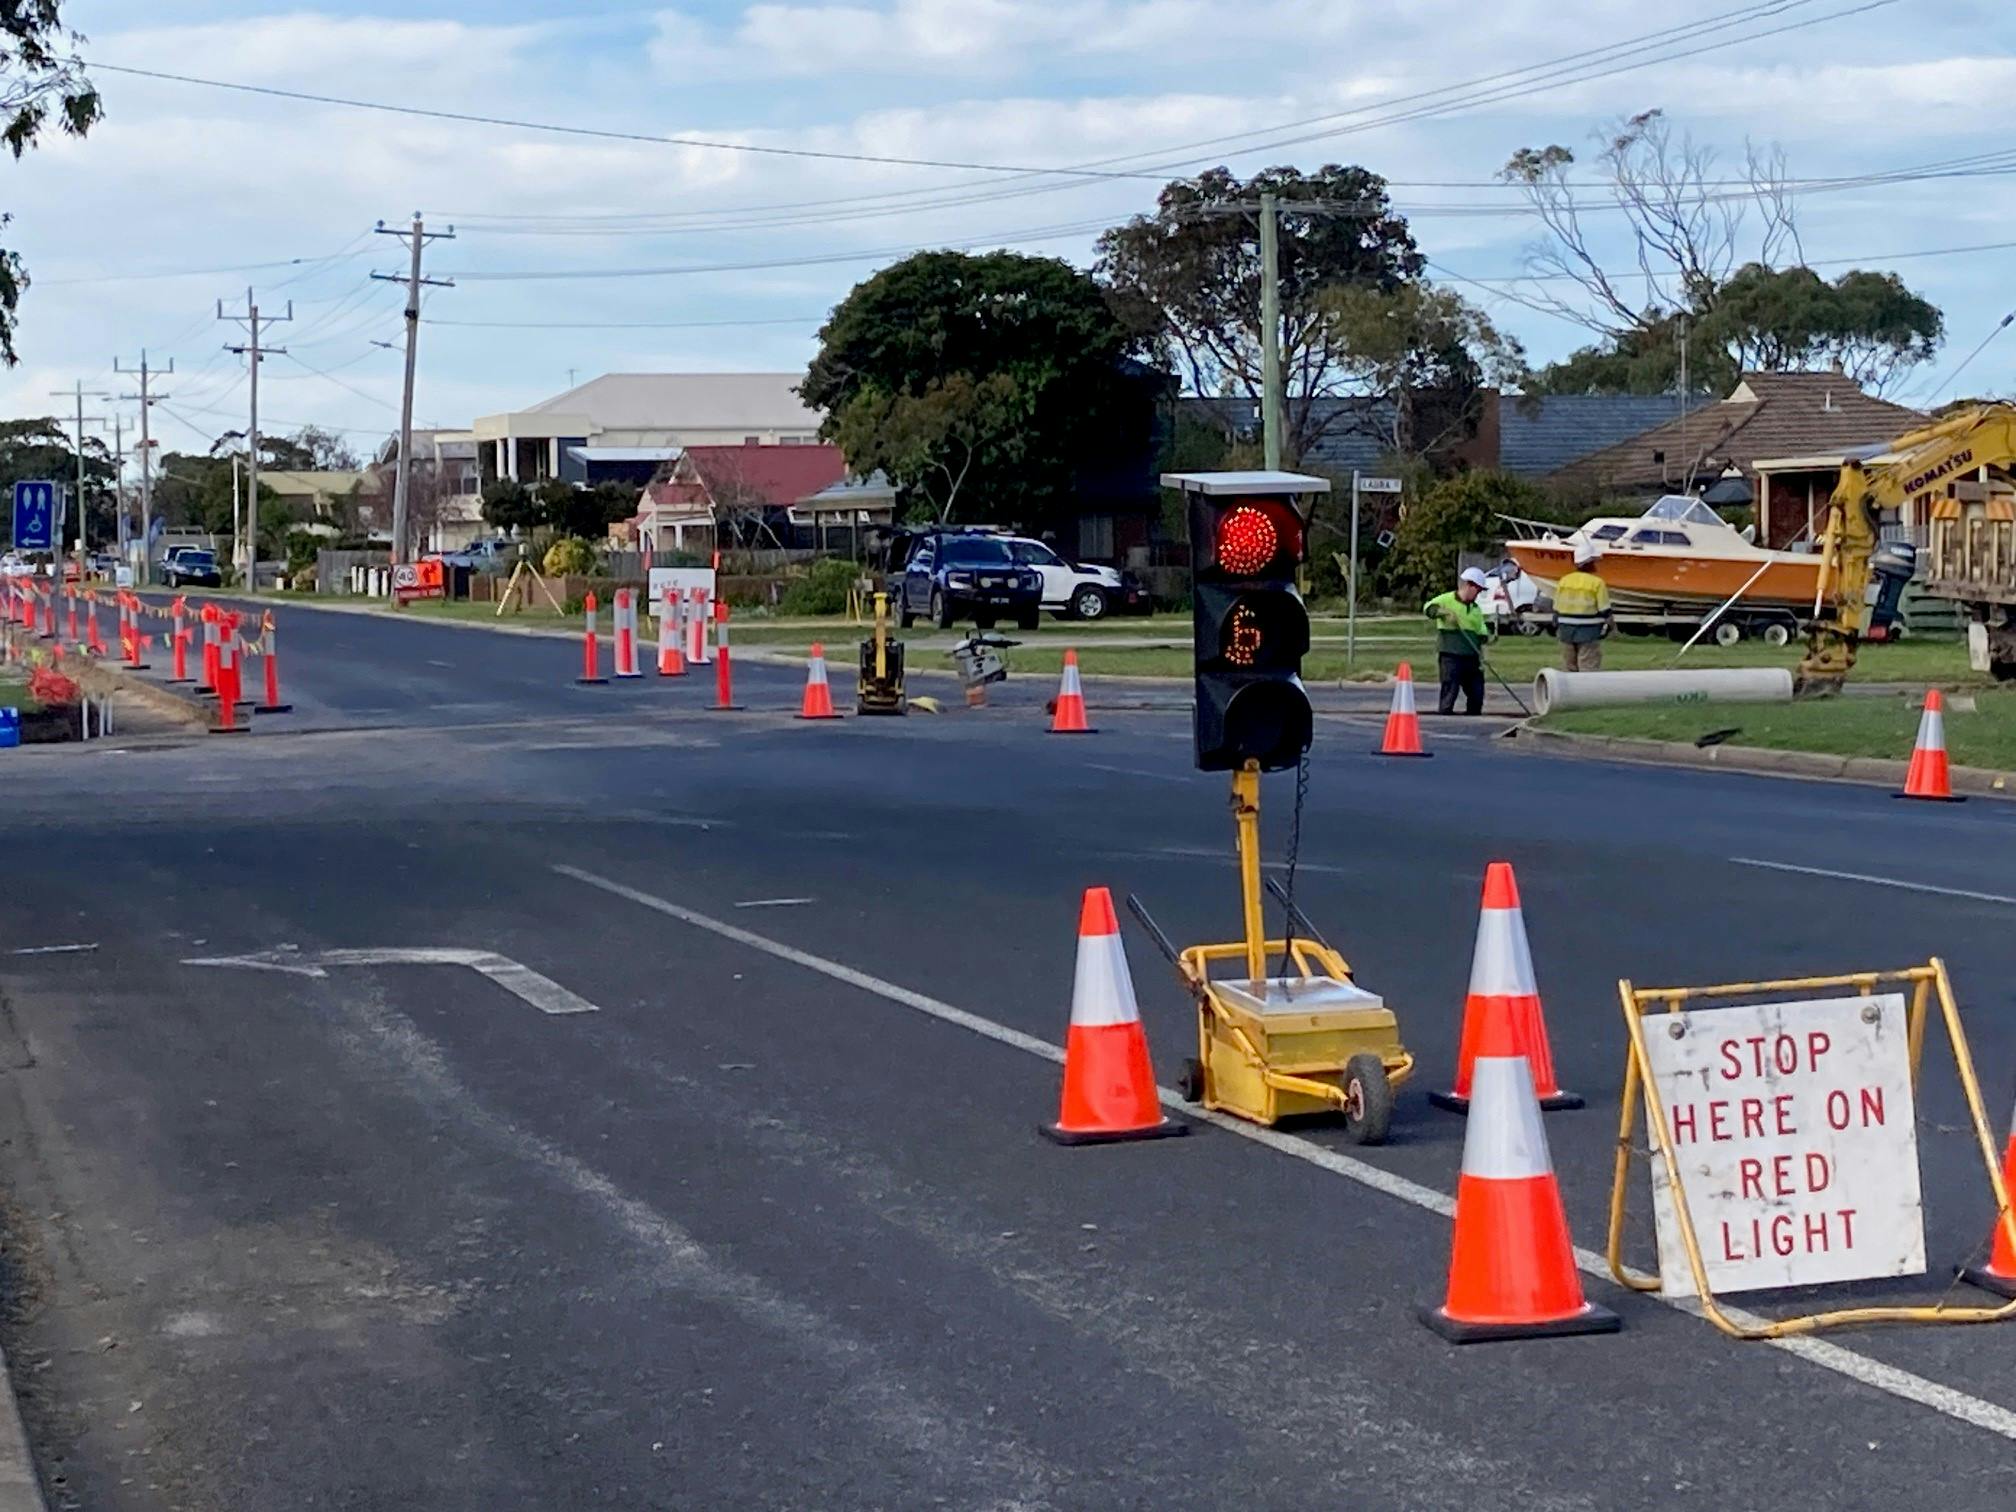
[436,538,518,571]
[892,531,1042,630]
[162,549,223,589]
[993,535,1149,620]
[0,552,32,579]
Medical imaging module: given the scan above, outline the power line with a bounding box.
[1915,310,2016,404]
[86,0,1877,210]
[424,314,824,331]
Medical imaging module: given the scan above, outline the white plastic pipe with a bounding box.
[1533,666,1793,717]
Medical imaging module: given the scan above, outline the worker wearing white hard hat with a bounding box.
[1554,539,1613,673]
[1423,566,1494,715]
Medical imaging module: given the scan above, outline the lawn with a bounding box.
[334,595,1986,688]
[1539,691,2016,770]
[0,679,37,714]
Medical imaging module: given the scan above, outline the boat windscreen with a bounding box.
[1643,494,1727,527]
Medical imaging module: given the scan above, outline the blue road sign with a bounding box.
[12,481,57,552]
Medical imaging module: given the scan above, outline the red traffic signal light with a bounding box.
[1209,499,1303,578]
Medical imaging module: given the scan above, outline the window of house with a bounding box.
[1080,514,1115,559]
[744,435,762,445]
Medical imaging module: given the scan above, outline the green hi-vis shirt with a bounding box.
[1423,591,1490,657]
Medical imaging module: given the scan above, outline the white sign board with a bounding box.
[1645,994,1923,1298]
[1355,476,1404,494]
[647,566,717,620]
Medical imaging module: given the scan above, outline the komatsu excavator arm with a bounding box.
[1797,405,2016,694]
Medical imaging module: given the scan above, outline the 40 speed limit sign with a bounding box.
[1644,994,1924,1298]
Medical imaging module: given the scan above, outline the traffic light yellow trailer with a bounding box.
[1132,764,1414,1142]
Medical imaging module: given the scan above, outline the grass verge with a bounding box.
[1539,691,2016,769]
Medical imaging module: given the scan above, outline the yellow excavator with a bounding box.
[1799,404,2016,694]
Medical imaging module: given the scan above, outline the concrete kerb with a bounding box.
[1510,722,2016,799]
[0,1347,42,1512]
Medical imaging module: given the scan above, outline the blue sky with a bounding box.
[4,0,2012,461]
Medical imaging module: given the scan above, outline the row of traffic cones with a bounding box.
[1040,874,1613,1342]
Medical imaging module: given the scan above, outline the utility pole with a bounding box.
[1259,190,1283,472]
[374,215,455,565]
[111,415,124,560]
[116,351,172,585]
[220,290,292,589]
[49,382,109,586]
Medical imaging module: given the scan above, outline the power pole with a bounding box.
[1259,190,1283,472]
[115,351,172,585]
[373,215,455,565]
[220,290,292,588]
[111,415,124,559]
[49,382,109,584]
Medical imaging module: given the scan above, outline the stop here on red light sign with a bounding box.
[1644,994,1924,1299]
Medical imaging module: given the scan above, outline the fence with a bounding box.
[316,549,391,595]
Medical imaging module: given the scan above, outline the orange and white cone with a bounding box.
[1375,662,1430,757]
[1419,991,1618,1342]
[1049,649,1094,734]
[657,594,687,677]
[1431,863,1581,1114]
[798,643,841,720]
[1899,690,1963,802]
[1960,1094,2016,1298]
[1041,887,1185,1145]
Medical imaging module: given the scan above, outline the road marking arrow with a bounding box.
[181,946,598,1015]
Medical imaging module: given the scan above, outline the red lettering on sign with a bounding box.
[1771,1154,1795,1196]
[1804,1212,1831,1253]
[1740,1098,1765,1138]
[1721,1221,1744,1262]
[1806,1152,1831,1193]
[1774,1036,1799,1076]
[1672,1103,1697,1145]
[1774,1094,1797,1136]
[1720,1040,1743,1081]
[1708,1100,1732,1142]
[1826,1089,1850,1131]
[1771,1213,1796,1256]
[1860,1086,1886,1128]
[1739,1158,1764,1200]
[1807,1030,1831,1068]
[1838,1208,1857,1248]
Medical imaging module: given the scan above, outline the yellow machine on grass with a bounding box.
[1130,762,1413,1143]
[1801,404,2016,692]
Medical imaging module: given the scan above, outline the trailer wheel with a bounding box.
[1713,620,1743,647]
[1176,1058,1206,1103]
[1339,1054,1394,1145]
[1761,622,1791,647]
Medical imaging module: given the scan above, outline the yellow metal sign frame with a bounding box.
[1608,959,2016,1339]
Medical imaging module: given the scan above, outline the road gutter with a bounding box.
[1509,723,2016,799]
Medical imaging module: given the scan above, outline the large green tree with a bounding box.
[1096,165,1424,463]
[1505,111,1943,395]
[0,5,100,365]
[801,249,1149,527]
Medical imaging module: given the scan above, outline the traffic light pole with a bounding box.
[1232,761,1266,989]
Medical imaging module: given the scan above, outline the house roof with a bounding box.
[1547,373,1927,493]
[679,443,849,506]
[1499,394,1714,477]
[522,373,822,432]
[260,469,364,498]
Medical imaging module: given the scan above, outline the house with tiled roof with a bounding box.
[1546,373,1927,547]
[635,443,895,551]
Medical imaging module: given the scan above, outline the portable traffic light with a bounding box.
[1170,474,1324,772]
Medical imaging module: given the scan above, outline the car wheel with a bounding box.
[897,599,916,628]
[1016,607,1039,631]
[975,612,997,630]
[1070,585,1108,620]
[932,591,954,630]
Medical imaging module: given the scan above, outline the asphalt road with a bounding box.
[1,597,2013,1509]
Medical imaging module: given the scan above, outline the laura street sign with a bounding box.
[12,480,56,551]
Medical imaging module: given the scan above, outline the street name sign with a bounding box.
[1355,476,1403,494]
[1645,993,1923,1297]
[12,481,56,551]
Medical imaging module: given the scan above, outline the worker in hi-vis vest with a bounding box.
[1423,567,1493,715]
[1553,540,1613,673]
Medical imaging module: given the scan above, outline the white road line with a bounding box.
[184,946,599,1015]
[1732,857,2016,907]
[555,861,2016,1444]
[734,897,815,909]
[9,943,98,956]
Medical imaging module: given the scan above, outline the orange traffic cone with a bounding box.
[1431,863,1581,1115]
[1899,690,1963,802]
[1420,990,1618,1343]
[1049,649,1094,734]
[798,643,841,720]
[1960,1094,2016,1297]
[1042,887,1186,1145]
[1376,663,1431,757]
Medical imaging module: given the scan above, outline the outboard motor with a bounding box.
[1865,540,1917,639]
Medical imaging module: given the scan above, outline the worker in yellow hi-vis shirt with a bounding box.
[1553,541,1612,672]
